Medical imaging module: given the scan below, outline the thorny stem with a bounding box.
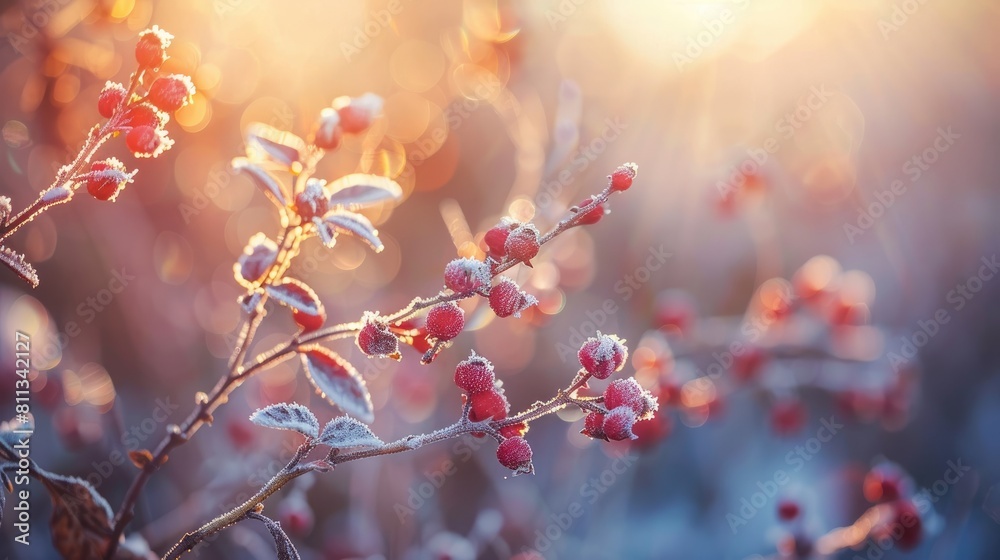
[116,174,621,558]
[163,369,592,559]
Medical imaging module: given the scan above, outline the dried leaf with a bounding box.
[244,123,306,168]
[0,246,38,288]
[247,512,301,560]
[128,450,153,469]
[322,211,384,253]
[327,173,402,211]
[0,195,12,226]
[232,157,288,207]
[35,469,114,560]
[300,347,374,423]
[318,416,383,449]
[249,403,319,439]
[266,278,323,316]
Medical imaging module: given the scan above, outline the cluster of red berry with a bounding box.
[85,26,195,201]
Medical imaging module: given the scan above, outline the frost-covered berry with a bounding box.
[333,93,383,134]
[98,82,127,118]
[489,277,538,318]
[469,388,508,422]
[581,412,607,441]
[454,351,495,395]
[576,196,606,225]
[356,312,400,359]
[148,74,195,113]
[777,499,800,521]
[122,103,167,129]
[426,301,465,341]
[135,26,172,69]
[126,125,172,158]
[312,107,342,150]
[610,162,638,192]
[602,406,637,441]
[604,378,657,419]
[86,158,134,201]
[294,178,329,220]
[500,422,528,438]
[483,218,517,260]
[578,333,628,379]
[504,224,540,266]
[496,436,533,475]
[444,258,490,293]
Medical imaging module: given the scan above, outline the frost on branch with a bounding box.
[318,416,384,449]
[0,196,10,225]
[249,403,320,439]
[299,347,374,423]
[0,246,38,288]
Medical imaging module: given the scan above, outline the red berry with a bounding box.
[579,333,628,379]
[126,125,171,158]
[496,436,533,474]
[135,25,172,69]
[504,224,540,266]
[610,162,638,192]
[770,399,806,436]
[333,93,383,134]
[581,412,607,441]
[887,500,922,551]
[630,415,671,448]
[122,103,167,129]
[489,277,537,318]
[602,406,637,441]
[425,301,465,341]
[499,422,528,439]
[294,179,330,220]
[226,420,255,449]
[484,219,517,260]
[86,158,132,201]
[277,496,314,537]
[863,467,904,503]
[469,388,508,422]
[576,196,606,225]
[356,313,400,359]
[777,499,800,521]
[732,345,767,382]
[444,258,490,293]
[454,352,495,395]
[147,74,195,112]
[604,378,656,419]
[98,82,127,118]
[312,107,343,150]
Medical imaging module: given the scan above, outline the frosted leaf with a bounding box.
[312,217,336,248]
[327,173,402,211]
[41,184,73,204]
[232,157,288,207]
[0,246,38,288]
[266,278,322,316]
[33,468,114,559]
[247,512,301,560]
[249,402,319,439]
[321,210,384,253]
[318,416,384,449]
[244,123,306,168]
[300,347,374,423]
[235,232,278,285]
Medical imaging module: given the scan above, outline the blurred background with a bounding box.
[1,0,999,558]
